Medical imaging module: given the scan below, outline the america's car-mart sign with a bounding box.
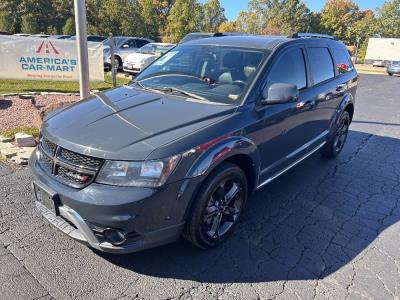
[0,36,104,81]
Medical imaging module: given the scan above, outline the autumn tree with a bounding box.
[320,0,362,43]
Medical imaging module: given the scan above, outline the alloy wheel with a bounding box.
[202,177,244,239]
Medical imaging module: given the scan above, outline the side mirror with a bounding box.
[261,83,299,105]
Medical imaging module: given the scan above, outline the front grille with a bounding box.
[59,148,102,169]
[39,151,53,173]
[56,166,94,187]
[37,137,103,189]
[41,138,57,156]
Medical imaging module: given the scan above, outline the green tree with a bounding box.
[201,0,227,32]
[139,0,162,39]
[20,13,40,33]
[248,0,312,35]
[0,0,23,33]
[164,0,203,42]
[320,0,362,43]
[63,17,75,35]
[376,0,400,37]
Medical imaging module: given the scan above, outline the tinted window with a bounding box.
[308,48,334,85]
[267,48,307,90]
[121,39,137,49]
[136,39,150,48]
[331,48,353,74]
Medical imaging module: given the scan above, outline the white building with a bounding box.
[365,38,400,65]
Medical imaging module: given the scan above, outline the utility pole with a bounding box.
[74,0,90,99]
[109,33,117,88]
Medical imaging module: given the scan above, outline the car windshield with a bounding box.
[134,44,268,105]
[139,44,174,55]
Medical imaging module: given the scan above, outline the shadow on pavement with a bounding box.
[99,130,400,283]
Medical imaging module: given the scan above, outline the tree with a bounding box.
[164,0,203,42]
[320,0,362,43]
[201,0,227,32]
[247,0,312,35]
[139,0,162,40]
[21,13,40,34]
[218,21,238,32]
[376,0,400,38]
[63,17,75,35]
[0,0,23,33]
[235,11,260,33]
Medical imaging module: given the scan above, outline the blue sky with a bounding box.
[199,0,385,20]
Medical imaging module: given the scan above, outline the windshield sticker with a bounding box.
[153,51,178,66]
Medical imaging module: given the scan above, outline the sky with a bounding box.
[199,0,386,21]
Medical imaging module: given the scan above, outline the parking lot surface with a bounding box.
[1,74,400,299]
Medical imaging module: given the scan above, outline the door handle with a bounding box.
[336,84,347,92]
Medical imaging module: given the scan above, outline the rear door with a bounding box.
[304,46,341,136]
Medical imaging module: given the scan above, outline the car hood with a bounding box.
[42,86,236,160]
[125,53,155,63]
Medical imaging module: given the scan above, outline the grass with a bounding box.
[0,126,40,138]
[0,74,131,94]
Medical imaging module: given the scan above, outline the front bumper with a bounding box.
[29,151,198,254]
[123,62,143,74]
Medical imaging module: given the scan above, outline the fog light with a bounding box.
[103,228,127,246]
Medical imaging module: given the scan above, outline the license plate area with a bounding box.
[33,182,59,215]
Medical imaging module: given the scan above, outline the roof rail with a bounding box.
[291,33,338,40]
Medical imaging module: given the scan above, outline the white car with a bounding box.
[123,43,175,74]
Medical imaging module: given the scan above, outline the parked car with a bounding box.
[69,35,107,42]
[14,33,31,37]
[32,34,50,38]
[103,36,154,70]
[180,32,249,43]
[123,42,175,74]
[387,60,400,76]
[372,60,385,67]
[49,35,71,40]
[29,33,357,254]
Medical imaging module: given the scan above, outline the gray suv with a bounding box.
[30,33,357,253]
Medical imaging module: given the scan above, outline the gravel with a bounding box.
[0,95,79,131]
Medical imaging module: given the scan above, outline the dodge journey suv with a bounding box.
[30,33,358,253]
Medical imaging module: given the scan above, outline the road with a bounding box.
[1,74,400,300]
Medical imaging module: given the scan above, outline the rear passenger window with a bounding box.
[267,48,307,90]
[308,48,334,85]
[331,48,354,75]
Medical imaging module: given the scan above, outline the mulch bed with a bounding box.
[0,94,80,130]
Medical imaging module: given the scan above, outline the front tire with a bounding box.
[388,73,393,76]
[320,111,350,158]
[183,162,248,249]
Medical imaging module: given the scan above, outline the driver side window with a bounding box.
[267,48,307,90]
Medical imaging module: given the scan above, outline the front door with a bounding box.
[256,46,328,183]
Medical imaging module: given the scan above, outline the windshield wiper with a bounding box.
[152,87,207,101]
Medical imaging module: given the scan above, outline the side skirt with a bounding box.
[256,141,326,190]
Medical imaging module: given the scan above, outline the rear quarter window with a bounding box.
[331,48,354,75]
[308,47,335,85]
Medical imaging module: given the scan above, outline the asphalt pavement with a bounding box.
[1,74,400,299]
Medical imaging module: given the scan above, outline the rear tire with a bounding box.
[388,73,393,76]
[320,111,350,158]
[183,162,248,249]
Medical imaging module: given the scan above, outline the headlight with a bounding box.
[96,155,181,187]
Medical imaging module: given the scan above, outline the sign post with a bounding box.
[74,0,90,99]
